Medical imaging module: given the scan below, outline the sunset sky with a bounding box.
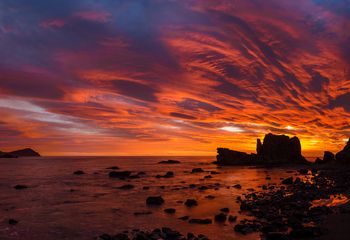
[0,0,349,156]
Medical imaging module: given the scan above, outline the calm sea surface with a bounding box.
[0,156,304,240]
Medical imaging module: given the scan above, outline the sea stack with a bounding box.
[257,133,306,164]
[216,133,307,165]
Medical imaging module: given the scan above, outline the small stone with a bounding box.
[8,219,18,225]
[191,168,204,173]
[73,170,85,175]
[214,213,227,222]
[188,218,212,224]
[281,177,293,184]
[146,196,164,205]
[220,207,230,213]
[14,185,28,190]
[184,199,198,207]
[164,208,176,214]
[233,184,242,189]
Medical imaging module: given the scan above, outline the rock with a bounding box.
[281,177,293,184]
[264,232,289,240]
[336,138,350,162]
[214,213,227,222]
[188,218,212,224]
[184,199,198,207]
[323,151,335,162]
[205,195,215,199]
[178,216,189,221]
[220,207,230,213]
[298,169,308,175]
[233,184,242,189]
[146,196,164,205]
[158,160,181,164]
[216,148,254,165]
[117,184,134,190]
[191,168,204,173]
[14,185,28,190]
[204,175,212,179]
[108,171,132,178]
[8,219,18,225]
[133,211,152,216]
[73,170,85,175]
[228,215,237,222]
[9,148,40,157]
[142,186,150,190]
[164,208,176,214]
[156,171,174,178]
[289,226,321,238]
[257,133,306,164]
[106,166,119,170]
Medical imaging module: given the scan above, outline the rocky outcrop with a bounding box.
[315,151,335,164]
[335,138,350,162]
[0,148,40,158]
[257,133,305,164]
[216,133,307,165]
[216,148,257,165]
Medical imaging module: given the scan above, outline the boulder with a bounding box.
[336,138,350,162]
[146,196,164,205]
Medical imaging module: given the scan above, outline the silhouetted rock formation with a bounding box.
[216,148,256,165]
[335,138,350,162]
[315,151,335,164]
[257,133,305,164]
[0,148,40,158]
[217,133,307,165]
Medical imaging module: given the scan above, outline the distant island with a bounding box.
[217,133,350,165]
[0,148,41,158]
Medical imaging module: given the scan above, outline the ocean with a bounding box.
[0,156,303,240]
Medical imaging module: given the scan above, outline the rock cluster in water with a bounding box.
[99,227,209,240]
[217,133,307,165]
[0,148,40,158]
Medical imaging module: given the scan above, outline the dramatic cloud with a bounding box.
[0,0,349,156]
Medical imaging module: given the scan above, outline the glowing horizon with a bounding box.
[0,0,349,157]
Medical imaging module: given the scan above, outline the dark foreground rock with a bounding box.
[14,184,28,190]
[235,168,350,239]
[109,171,132,179]
[73,170,85,175]
[99,227,209,240]
[336,138,350,162]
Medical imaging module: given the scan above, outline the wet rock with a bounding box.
[191,168,204,173]
[184,199,198,207]
[142,186,149,190]
[8,219,18,225]
[178,216,189,221]
[14,185,28,190]
[117,184,134,190]
[281,177,293,184]
[233,184,242,189]
[73,170,85,175]
[220,207,230,213]
[156,171,174,178]
[264,232,289,240]
[228,215,237,222]
[204,175,212,179]
[164,208,176,214]
[205,195,215,199]
[189,218,212,224]
[106,166,119,170]
[146,196,164,205]
[109,171,132,179]
[214,213,227,222]
[298,169,308,175]
[158,160,181,164]
[133,211,152,216]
